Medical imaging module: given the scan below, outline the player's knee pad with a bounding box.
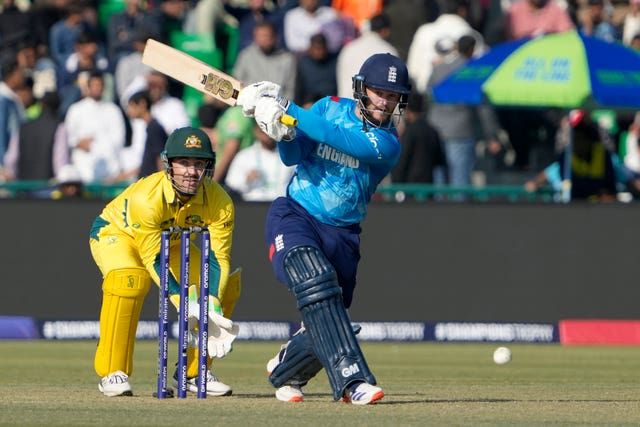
[283,246,341,308]
[282,247,375,400]
[95,268,151,377]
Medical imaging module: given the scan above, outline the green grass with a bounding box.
[0,341,639,426]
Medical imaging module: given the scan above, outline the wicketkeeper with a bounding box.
[237,53,411,405]
[90,127,240,397]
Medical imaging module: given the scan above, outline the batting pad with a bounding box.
[283,246,376,400]
[95,268,151,377]
[269,324,363,388]
[269,327,323,388]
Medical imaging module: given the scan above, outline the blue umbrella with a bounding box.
[431,30,640,202]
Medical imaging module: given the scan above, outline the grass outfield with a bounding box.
[0,341,639,426]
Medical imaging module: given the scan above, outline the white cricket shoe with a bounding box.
[275,385,304,403]
[98,371,133,397]
[267,346,304,402]
[172,369,232,396]
[343,382,384,405]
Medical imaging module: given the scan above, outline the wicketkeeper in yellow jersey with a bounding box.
[90,126,241,397]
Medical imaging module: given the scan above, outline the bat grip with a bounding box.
[280,114,298,127]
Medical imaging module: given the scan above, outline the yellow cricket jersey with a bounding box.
[90,171,234,298]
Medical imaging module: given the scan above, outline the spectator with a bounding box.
[391,92,446,185]
[146,71,191,134]
[133,89,168,178]
[0,0,34,49]
[15,71,35,119]
[236,0,284,54]
[0,55,26,180]
[107,90,154,183]
[525,114,619,201]
[505,0,574,41]
[623,0,640,46]
[157,0,190,40]
[5,91,68,181]
[579,0,619,42]
[427,35,502,193]
[64,71,126,183]
[57,29,112,115]
[621,111,640,181]
[197,99,227,153]
[336,12,398,99]
[115,29,152,107]
[294,33,337,105]
[106,0,162,67]
[14,36,57,102]
[48,0,94,68]
[187,0,237,39]
[382,0,435,62]
[331,0,383,31]
[283,0,339,54]
[31,0,67,60]
[225,124,295,201]
[233,21,296,100]
[407,0,486,95]
[50,163,86,199]
[630,33,640,51]
[212,105,255,183]
[124,71,192,134]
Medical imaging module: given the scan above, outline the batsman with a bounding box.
[237,53,411,405]
[89,126,240,397]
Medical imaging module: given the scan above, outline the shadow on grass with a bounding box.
[380,395,640,405]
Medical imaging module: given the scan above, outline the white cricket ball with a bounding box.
[493,346,512,365]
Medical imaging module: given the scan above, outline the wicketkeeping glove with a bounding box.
[254,96,296,141]
[173,285,239,358]
[236,81,282,117]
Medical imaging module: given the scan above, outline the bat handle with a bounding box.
[280,114,298,127]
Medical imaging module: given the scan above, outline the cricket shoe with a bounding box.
[275,385,304,403]
[267,346,304,402]
[342,382,384,405]
[172,369,232,396]
[99,370,133,397]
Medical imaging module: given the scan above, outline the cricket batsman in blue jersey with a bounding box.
[237,53,411,405]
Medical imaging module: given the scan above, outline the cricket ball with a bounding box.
[493,346,512,365]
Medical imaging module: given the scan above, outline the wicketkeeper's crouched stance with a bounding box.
[89,127,240,397]
[237,53,411,405]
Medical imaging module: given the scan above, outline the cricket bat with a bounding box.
[142,38,297,126]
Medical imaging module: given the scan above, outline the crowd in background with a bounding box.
[1,0,640,202]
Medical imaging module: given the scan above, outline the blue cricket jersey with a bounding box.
[281,96,401,227]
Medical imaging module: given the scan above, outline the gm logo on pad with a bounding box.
[341,363,360,378]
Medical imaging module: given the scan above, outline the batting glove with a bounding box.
[237,81,282,117]
[254,96,296,141]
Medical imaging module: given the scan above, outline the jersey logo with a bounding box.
[185,215,203,226]
[315,143,360,168]
[364,132,383,160]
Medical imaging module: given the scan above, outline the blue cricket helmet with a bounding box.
[352,53,411,129]
[356,53,411,96]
